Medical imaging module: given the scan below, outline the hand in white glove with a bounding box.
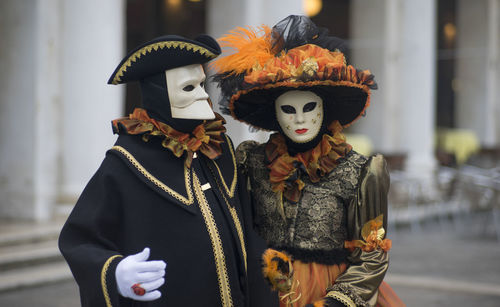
[115,247,166,301]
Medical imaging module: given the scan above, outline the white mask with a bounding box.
[275,90,324,143]
[165,64,215,120]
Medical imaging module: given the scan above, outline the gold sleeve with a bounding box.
[327,154,390,307]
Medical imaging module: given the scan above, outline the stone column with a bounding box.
[0,0,125,220]
[351,0,437,186]
[0,0,61,221]
[485,0,499,146]
[455,0,500,147]
[350,0,403,154]
[59,0,125,205]
[206,0,303,147]
[399,0,437,178]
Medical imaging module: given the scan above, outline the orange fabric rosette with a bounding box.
[344,215,392,252]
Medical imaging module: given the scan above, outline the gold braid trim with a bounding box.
[211,135,237,197]
[192,171,233,307]
[111,146,194,205]
[208,139,247,272]
[325,291,357,307]
[101,255,123,307]
[228,206,247,272]
[111,41,217,85]
[214,179,247,272]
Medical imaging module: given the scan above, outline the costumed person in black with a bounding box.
[59,34,277,307]
[212,16,405,307]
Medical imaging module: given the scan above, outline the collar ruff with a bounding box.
[265,120,352,203]
[112,108,226,167]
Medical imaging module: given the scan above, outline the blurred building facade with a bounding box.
[1,0,499,221]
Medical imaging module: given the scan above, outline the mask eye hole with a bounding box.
[183,85,195,92]
[280,105,296,114]
[303,102,317,112]
[200,81,205,88]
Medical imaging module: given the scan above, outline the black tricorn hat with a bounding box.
[108,34,221,85]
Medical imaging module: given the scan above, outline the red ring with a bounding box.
[131,283,146,296]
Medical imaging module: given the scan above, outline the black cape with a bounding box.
[59,133,277,307]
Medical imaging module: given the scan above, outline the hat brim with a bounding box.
[229,80,370,131]
[108,35,221,85]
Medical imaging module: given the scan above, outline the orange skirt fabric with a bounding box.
[278,260,405,307]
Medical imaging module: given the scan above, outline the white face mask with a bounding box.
[165,64,215,120]
[275,90,324,143]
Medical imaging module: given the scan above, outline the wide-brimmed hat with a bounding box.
[212,15,377,131]
[108,34,221,85]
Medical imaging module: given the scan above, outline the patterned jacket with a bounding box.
[237,141,390,307]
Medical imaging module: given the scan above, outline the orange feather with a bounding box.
[210,25,274,75]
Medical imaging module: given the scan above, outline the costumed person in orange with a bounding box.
[59,34,277,307]
[212,15,405,307]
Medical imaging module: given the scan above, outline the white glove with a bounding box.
[115,247,166,301]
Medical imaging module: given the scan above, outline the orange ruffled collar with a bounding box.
[112,108,226,168]
[265,121,352,203]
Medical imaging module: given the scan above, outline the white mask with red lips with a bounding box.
[165,64,215,120]
[275,90,324,144]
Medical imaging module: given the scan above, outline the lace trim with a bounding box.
[325,291,357,307]
[327,283,368,307]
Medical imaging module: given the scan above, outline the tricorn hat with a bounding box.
[108,34,221,85]
[211,15,377,131]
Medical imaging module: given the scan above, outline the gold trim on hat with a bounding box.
[111,41,217,85]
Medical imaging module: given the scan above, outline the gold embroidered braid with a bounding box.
[101,255,123,307]
[325,291,356,307]
[228,206,247,272]
[111,146,194,205]
[192,171,233,307]
[111,41,217,84]
[211,134,237,197]
[210,171,247,272]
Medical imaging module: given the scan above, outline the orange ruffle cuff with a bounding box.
[265,121,352,203]
[112,108,226,168]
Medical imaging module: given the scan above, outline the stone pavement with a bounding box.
[386,217,500,306]
[0,215,499,306]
